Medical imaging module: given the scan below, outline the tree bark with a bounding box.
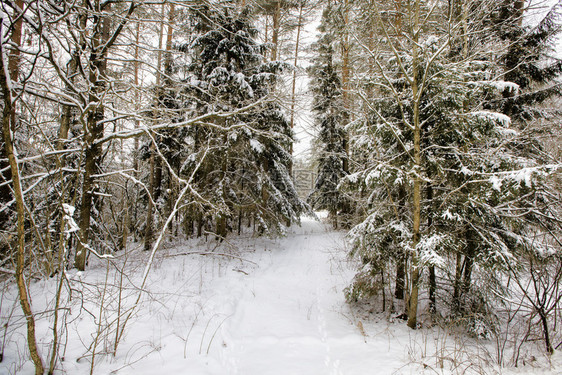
[341,0,350,174]
[75,1,112,270]
[58,6,87,153]
[539,308,554,355]
[0,0,25,236]
[394,254,406,300]
[427,184,436,314]
[145,146,156,251]
[289,2,303,132]
[407,0,422,330]
[133,21,141,175]
[462,231,474,297]
[145,3,165,250]
[132,21,141,241]
[8,0,24,83]
[394,0,402,31]
[453,252,462,310]
[271,1,281,61]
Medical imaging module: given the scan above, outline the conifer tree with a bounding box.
[491,0,562,123]
[308,9,351,229]
[175,4,307,236]
[345,0,562,331]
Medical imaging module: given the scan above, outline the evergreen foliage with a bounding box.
[344,0,562,335]
[491,1,562,122]
[308,8,351,228]
[175,4,308,236]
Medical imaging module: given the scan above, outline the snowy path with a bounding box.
[213,218,405,375]
[5,217,562,375]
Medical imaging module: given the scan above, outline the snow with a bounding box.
[476,80,520,94]
[2,217,561,374]
[512,167,535,187]
[62,203,79,234]
[442,209,462,222]
[249,139,264,153]
[489,175,503,191]
[345,172,361,184]
[233,72,254,98]
[460,166,473,176]
[470,111,512,127]
[417,234,446,268]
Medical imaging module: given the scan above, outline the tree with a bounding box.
[345,0,562,332]
[74,0,137,270]
[169,4,308,237]
[308,7,351,228]
[0,2,44,372]
[144,2,176,251]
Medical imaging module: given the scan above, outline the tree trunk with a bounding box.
[453,252,462,311]
[145,3,173,250]
[238,210,243,235]
[539,308,554,355]
[264,17,269,58]
[289,2,304,132]
[394,0,402,31]
[133,21,141,174]
[164,4,175,75]
[75,1,111,270]
[341,0,350,174]
[393,185,406,300]
[288,1,303,178]
[8,0,24,84]
[407,0,422,330]
[381,269,386,312]
[0,26,45,374]
[514,0,525,26]
[271,1,281,61]
[462,231,474,297]
[197,213,203,237]
[217,133,228,240]
[394,254,406,300]
[132,21,141,241]
[427,184,436,314]
[216,215,227,239]
[58,4,86,154]
[0,0,25,239]
[429,265,436,314]
[145,146,156,251]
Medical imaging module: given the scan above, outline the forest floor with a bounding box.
[2,216,561,374]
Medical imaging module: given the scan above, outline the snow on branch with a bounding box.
[470,111,512,127]
[417,234,447,268]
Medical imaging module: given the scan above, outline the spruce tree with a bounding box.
[491,0,562,123]
[176,4,307,236]
[345,0,562,331]
[308,9,351,229]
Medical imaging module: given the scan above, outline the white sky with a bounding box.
[291,12,321,162]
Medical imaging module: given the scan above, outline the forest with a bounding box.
[1,0,562,373]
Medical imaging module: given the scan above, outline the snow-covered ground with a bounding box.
[1,217,561,374]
